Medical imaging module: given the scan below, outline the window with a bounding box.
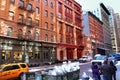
[27,17,32,25]
[19,1,24,8]
[18,29,23,38]
[50,12,53,19]
[10,0,15,4]
[59,22,62,31]
[12,65,20,70]
[18,14,23,23]
[9,11,14,20]
[51,24,54,31]
[60,34,63,42]
[35,19,39,26]
[44,0,48,5]
[36,0,40,2]
[35,32,39,40]
[51,35,54,42]
[45,10,48,17]
[27,4,32,11]
[36,7,39,13]
[20,64,27,68]
[45,22,48,29]
[50,2,53,8]
[7,27,12,37]
[3,66,12,71]
[45,34,48,41]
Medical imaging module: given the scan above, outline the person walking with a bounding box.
[109,61,117,80]
[92,63,101,80]
[101,60,111,80]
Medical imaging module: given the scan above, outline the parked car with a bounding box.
[79,56,92,63]
[0,62,29,80]
[113,53,120,60]
[91,55,107,66]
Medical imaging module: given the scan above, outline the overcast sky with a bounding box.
[75,0,120,14]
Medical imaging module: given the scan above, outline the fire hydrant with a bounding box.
[81,72,89,80]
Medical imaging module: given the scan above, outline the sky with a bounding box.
[75,0,120,14]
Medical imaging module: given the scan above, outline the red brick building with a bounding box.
[83,11,104,57]
[0,0,84,64]
[56,0,84,60]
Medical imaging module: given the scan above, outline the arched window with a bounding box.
[7,27,12,37]
[35,32,39,40]
[18,29,23,38]
[51,35,54,42]
[27,4,32,11]
[45,34,48,41]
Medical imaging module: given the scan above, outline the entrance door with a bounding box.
[60,51,63,60]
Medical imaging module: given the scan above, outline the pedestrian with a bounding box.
[109,61,117,80]
[92,63,101,80]
[101,60,111,80]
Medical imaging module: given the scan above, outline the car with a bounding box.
[113,53,120,60]
[79,56,92,63]
[91,55,107,66]
[0,62,29,80]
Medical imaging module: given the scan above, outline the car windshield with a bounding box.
[96,56,106,60]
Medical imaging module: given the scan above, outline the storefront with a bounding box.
[0,36,57,65]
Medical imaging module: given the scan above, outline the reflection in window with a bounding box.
[27,4,32,11]
[19,1,24,8]
[44,0,48,5]
[7,27,12,37]
[36,7,39,13]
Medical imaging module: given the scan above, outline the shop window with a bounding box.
[7,27,12,37]
[9,11,14,20]
[14,52,22,60]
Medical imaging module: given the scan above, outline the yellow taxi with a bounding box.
[0,62,29,80]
